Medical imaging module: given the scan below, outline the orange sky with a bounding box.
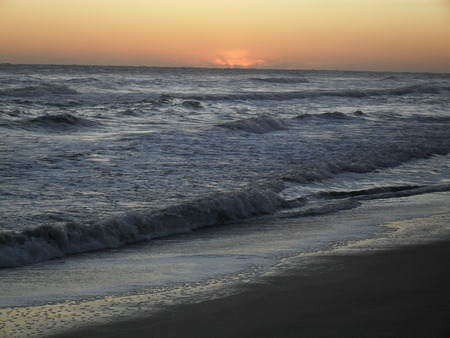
[1,0,449,72]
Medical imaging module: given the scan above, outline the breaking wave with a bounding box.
[2,179,449,268]
[218,115,287,134]
[0,188,284,268]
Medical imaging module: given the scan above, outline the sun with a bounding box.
[213,49,265,68]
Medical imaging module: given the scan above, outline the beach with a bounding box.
[54,239,450,338]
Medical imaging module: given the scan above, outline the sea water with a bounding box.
[0,64,449,336]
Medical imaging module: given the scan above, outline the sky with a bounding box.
[0,0,449,72]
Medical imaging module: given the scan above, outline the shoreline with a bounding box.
[55,240,450,338]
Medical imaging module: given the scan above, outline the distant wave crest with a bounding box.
[188,84,450,102]
[0,83,79,97]
[295,110,365,120]
[250,77,310,84]
[218,114,287,134]
[25,113,98,130]
[379,75,399,81]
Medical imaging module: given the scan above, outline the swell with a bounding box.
[295,111,365,120]
[16,113,100,131]
[187,84,450,102]
[249,77,310,84]
[294,111,450,124]
[279,184,450,218]
[317,185,423,199]
[0,83,79,97]
[218,114,287,134]
[282,132,450,184]
[347,184,450,200]
[1,113,99,131]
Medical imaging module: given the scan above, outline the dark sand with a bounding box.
[56,241,450,338]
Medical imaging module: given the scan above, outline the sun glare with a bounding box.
[213,49,265,68]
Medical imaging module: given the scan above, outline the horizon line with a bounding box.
[1,62,449,75]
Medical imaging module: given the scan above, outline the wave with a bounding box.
[279,183,450,218]
[311,184,450,209]
[250,77,309,84]
[182,100,203,109]
[283,143,450,185]
[295,110,365,121]
[379,75,399,81]
[218,115,287,134]
[187,84,450,102]
[295,110,450,124]
[353,184,450,200]
[0,83,79,97]
[150,94,174,106]
[25,113,98,130]
[1,178,449,268]
[0,188,284,268]
[317,185,423,199]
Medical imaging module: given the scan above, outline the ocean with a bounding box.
[1,64,449,336]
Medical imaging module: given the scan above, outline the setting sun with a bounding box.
[213,49,266,68]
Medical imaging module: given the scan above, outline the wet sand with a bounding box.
[55,240,450,338]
